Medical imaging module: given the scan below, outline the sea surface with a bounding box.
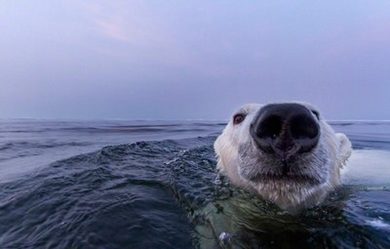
[0,120,389,249]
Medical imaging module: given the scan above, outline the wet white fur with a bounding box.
[214,103,352,211]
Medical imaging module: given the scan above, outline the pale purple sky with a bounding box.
[1,1,389,120]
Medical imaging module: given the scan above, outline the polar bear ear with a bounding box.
[336,133,352,168]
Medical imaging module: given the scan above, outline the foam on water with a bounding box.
[366,218,390,231]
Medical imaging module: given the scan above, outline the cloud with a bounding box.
[83,1,167,46]
[94,19,131,43]
[80,1,227,77]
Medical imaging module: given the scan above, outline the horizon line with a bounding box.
[1,118,390,123]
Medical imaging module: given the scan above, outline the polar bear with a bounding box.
[214,102,352,212]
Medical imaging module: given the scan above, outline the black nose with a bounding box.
[250,103,320,161]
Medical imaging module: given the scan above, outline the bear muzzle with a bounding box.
[250,103,320,164]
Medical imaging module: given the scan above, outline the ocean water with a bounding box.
[0,120,389,249]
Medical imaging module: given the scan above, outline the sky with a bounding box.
[1,1,389,120]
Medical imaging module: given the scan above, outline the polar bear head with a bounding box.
[214,102,352,212]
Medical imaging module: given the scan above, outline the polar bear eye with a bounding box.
[233,113,246,125]
[311,110,320,119]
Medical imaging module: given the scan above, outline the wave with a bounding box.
[0,136,215,249]
[0,122,226,134]
[0,141,91,151]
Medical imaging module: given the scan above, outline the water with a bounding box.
[0,120,389,249]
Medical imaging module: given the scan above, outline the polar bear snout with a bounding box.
[250,103,320,162]
[215,102,352,210]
